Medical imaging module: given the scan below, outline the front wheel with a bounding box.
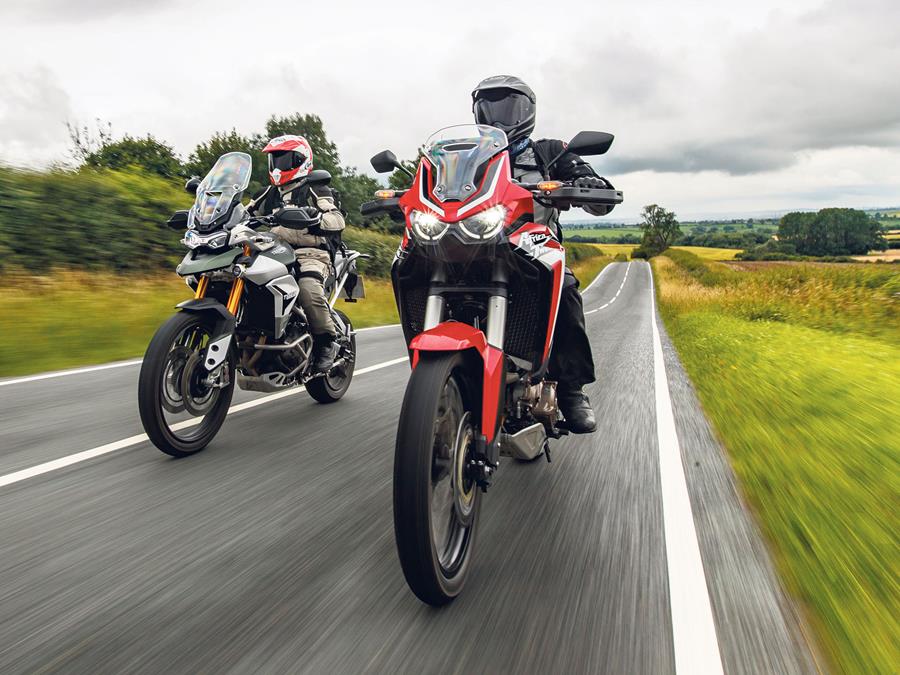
[393,352,480,606]
[138,312,234,457]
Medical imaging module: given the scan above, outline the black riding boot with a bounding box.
[558,385,597,434]
[311,334,337,373]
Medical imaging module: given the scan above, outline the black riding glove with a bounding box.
[573,176,613,189]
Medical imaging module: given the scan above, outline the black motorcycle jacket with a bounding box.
[511,138,616,229]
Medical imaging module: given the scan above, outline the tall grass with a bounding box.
[655,250,900,674]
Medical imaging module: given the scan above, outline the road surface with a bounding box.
[0,262,819,674]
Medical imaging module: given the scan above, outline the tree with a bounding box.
[637,204,682,256]
[778,208,886,255]
[66,119,114,164]
[84,134,184,179]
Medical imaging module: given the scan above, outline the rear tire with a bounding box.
[393,352,480,606]
[306,310,356,404]
[138,312,234,457]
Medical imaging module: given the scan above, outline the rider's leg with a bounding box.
[296,253,338,372]
[549,269,597,434]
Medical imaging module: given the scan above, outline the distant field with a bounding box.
[564,227,642,240]
[671,246,740,260]
[655,251,899,674]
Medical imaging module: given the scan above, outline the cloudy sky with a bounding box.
[1,0,898,219]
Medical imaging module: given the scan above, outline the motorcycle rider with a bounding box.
[472,75,616,434]
[248,135,345,372]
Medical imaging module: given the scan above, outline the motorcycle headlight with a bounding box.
[181,230,228,250]
[410,210,449,241]
[460,205,507,240]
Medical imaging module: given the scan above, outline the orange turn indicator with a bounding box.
[375,189,396,199]
[537,180,563,192]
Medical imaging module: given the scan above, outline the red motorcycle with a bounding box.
[362,124,622,605]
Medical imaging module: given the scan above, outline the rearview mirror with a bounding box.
[185,177,201,195]
[167,210,189,229]
[371,150,402,174]
[305,169,331,185]
[566,131,615,157]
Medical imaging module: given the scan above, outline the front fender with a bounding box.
[176,299,235,371]
[410,323,505,443]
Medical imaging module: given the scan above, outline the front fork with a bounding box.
[193,245,249,374]
[423,261,509,349]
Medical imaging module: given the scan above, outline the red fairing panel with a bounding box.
[509,222,566,361]
[409,322,505,442]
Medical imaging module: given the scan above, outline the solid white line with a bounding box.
[0,324,405,388]
[0,359,144,387]
[0,356,409,489]
[354,323,401,333]
[585,261,631,315]
[647,262,724,674]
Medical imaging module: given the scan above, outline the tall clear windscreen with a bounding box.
[422,125,508,202]
[192,152,252,227]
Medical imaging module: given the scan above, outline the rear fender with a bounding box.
[410,322,505,443]
[176,298,236,371]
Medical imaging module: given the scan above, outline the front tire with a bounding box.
[393,352,480,606]
[138,312,234,457]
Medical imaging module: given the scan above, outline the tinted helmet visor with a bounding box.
[269,150,306,172]
[473,90,532,132]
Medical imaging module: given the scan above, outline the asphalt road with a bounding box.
[0,262,819,674]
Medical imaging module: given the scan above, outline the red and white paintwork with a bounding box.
[397,147,566,443]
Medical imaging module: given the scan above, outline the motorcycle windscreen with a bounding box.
[191,152,252,227]
[422,125,507,202]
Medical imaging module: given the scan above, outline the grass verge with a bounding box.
[654,250,899,674]
[0,242,613,377]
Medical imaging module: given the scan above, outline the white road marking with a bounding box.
[584,261,631,315]
[354,323,401,333]
[0,325,404,388]
[0,356,409,489]
[0,359,144,387]
[581,260,617,294]
[648,262,724,674]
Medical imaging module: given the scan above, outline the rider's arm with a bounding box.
[309,186,345,258]
[535,139,616,216]
[247,186,274,216]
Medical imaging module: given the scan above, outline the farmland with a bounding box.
[654,250,899,674]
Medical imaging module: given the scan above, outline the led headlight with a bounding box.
[460,205,507,240]
[410,210,449,241]
[181,230,228,250]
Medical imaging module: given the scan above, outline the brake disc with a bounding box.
[180,351,218,417]
[161,345,191,414]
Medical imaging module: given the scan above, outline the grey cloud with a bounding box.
[559,0,900,176]
[0,67,72,165]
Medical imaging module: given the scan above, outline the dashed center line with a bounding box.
[585,261,631,315]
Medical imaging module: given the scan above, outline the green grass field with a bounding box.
[654,251,899,674]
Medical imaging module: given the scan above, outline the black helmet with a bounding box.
[472,75,536,144]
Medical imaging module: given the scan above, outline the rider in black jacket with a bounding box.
[472,75,616,433]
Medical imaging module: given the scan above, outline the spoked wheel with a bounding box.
[306,310,356,404]
[138,312,234,457]
[393,352,480,606]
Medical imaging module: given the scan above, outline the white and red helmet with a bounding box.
[262,135,313,186]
